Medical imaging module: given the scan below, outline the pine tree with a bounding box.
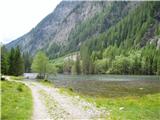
[23,52,32,73]
[14,46,24,76]
[80,45,91,74]
[1,45,9,75]
[75,54,81,74]
[8,48,15,75]
[157,56,160,75]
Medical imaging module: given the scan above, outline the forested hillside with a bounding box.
[65,1,138,53]
[80,2,160,75]
[6,1,139,58]
[5,1,160,75]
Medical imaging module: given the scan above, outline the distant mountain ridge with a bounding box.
[6,1,159,59]
[7,1,139,58]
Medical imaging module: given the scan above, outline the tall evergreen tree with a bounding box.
[71,54,81,75]
[1,45,9,75]
[157,56,160,75]
[8,48,15,75]
[75,54,81,74]
[80,45,91,74]
[23,52,32,73]
[14,46,24,76]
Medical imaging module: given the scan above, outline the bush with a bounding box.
[94,59,108,74]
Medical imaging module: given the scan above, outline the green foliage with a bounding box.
[110,55,132,74]
[1,81,33,120]
[81,2,159,49]
[72,54,81,75]
[79,2,160,75]
[46,43,61,59]
[66,1,132,53]
[1,45,32,75]
[141,44,160,75]
[14,46,24,76]
[1,45,9,75]
[6,46,24,76]
[31,51,57,79]
[23,52,32,73]
[50,52,81,74]
[75,55,81,74]
[155,22,160,36]
[80,44,94,74]
[80,42,160,75]
[94,59,108,74]
[63,58,74,74]
[31,51,49,78]
[86,94,160,120]
[157,56,160,75]
[45,63,57,79]
[8,48,15,75]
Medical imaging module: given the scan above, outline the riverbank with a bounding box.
[56,83,160,120]
[1,76,160,119]
[24,79,105,119]
[53,79,160,97]
[1,77,106,119]
[42,79,160,120]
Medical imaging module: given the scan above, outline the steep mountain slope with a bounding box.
[66,1,138,53]
[79,1,160,75]
[6,1,108,56]
[81,1,160,52]
[6,1,139,58]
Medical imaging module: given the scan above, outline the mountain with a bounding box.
[6,1,160,75]
[78,1,160,75]
[6,1,140,58]
[81,2,160,51]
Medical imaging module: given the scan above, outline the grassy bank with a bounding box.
[85,94,160,120]
[58,85,160,120]
[1,80,33,120]
[37,79,160,119]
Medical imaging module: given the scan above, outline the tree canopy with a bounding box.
[31,51,56,79]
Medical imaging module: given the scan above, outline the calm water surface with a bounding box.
[24,73,160,97]
[49,74,160,81]
[48,74,160,97]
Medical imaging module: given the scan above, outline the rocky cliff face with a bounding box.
[6,1,142,58]
[6,1,110,55]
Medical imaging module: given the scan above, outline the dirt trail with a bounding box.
[28,82,51,120]
[20,79,106,119]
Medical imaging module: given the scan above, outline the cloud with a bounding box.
[0,0,61,44]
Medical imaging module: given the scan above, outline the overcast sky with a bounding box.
[0,0,62,44]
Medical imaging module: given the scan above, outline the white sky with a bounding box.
[0,0,62,44]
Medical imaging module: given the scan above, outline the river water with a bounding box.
[49,74,160,97]
[48,74,160,81]
[24,73,160,97]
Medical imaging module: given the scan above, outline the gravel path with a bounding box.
[22,80,106,120]
[28,82,51,120]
